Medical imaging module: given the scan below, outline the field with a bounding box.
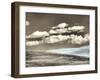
[26,51,89,67]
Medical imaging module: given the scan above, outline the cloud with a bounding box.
[26,34,89,46]
[68,26,85,32]
[49,30,57,34]
[49,28,68,34]
[26,41,40,46]
[26,20,30,26]
[32,31,49,36]
[57,22,69,28]
[45,33,89,45]
[57,35,68,41]
[70,34,89,45]
[55,28,68,33]
[51,26,58,29]
[26,31,49,38]
[51,22,69,30]
[45,36,60,43]
[50,23,85,34]
[26,22,88,46]
[45,35,69,43]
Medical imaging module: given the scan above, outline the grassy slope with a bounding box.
[26,51,89,67]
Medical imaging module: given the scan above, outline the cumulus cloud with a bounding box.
[70,34,89,45]
[26,33,89,46]
[26,31,49,38]
[45,35,69,44]
[68,26,85,32]
[55,28,68,33]
[57,22,69,28]
[45,33,89,45]
[26,20,30,26]
[32,31,49,36]
[51,22,68,30]
[26,22,88,46]
[51,26,58,29]
[45,36,60,43]
[49,28,68,34]
[49,30,57,34]
[26,41,40,46]
[50,23,85,34]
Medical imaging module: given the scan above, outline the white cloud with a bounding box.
[26,22,88,46]
[45,35,60,43]
[68,26,85,32]
[83,33,89,43]
[26,41,40,46]
[70,34,89,45]
[57,35,68,41]
[50,23,85,34]
[26,31,49,38]
[32,31,49,36]
[49,28,68,34]
[57,22,69,28]
[51,26,58,29]
[49,29,57,34]
[71,35,84,44]
[26,20,30,26]
[50,22,68,30]
[45,35,69,43]
[26,33,89,46]
[55,28,68,33]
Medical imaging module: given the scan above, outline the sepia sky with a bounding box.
[26,12,89,35]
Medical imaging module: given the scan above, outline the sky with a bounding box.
[26,12,89,35]
[25,12,90,47]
